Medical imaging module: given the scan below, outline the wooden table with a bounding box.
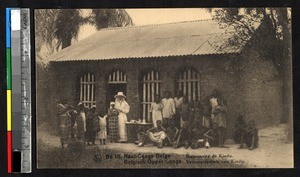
[125,122,152,143]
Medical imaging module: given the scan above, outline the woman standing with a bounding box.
[114,92,130,143]
[108,102,119,143]
[56,100,71,148]
[76,102,86,142]
[86,105,99,145]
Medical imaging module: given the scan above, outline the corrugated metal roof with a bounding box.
[47,20,245,62]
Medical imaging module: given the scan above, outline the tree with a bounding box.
[54,9,87,50]
[209,8,292,142]
[91,9,133,30]
[35,9,134,60]
[35,9,60,60]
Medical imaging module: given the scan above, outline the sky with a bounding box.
[126,8,211,25]
[77,8,212,41]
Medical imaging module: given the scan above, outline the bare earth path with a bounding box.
[37,124,293,168]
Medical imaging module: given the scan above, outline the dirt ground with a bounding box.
[37,123,293,168]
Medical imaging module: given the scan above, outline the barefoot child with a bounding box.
[99,113,108,145]
[173,123,191,149]
[166,120,179,146]
[190,121,208,149]
[204,123,219,148]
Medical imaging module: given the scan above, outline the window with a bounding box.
[177,68,201,101]
[108,70,127,84]
[141,71,161,122]
[80,73,96,107]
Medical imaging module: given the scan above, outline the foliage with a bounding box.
[35,9,134,62]
[209,8,291,76]
[209,8,292,141]
[91,9,133,30]
[54,9,88,50]
[35,9,59,59]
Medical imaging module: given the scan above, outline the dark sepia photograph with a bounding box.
[35,8,293,168]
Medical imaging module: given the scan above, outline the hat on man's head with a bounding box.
[77,102,84,107]
[110,102,115,105]
[91,105,96,109]
[114,92,126,98]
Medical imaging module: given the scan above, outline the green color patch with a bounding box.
[6,48,11,89]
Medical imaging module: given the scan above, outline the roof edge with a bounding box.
[96,19,214,31]
[50,52,240,63]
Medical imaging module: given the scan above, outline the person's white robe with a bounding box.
[209,97,218,121]
[115,100,130,141]
[162,98,176,119]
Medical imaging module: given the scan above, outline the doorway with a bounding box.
[106,83,127,110]
[106,70,128,110]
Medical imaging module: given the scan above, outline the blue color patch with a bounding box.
[6,8,11,48]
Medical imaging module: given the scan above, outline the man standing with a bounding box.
[162,91,176,128]
[114,92,130,143]
[174,90,183,128]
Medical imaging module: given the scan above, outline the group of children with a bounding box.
[137,90,259,150]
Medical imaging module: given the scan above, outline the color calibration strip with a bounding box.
[6,8,32,173]
[6,8,12,173]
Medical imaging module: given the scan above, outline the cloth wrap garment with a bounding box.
[108,107,119,142]
[212,104,227,128]
[148,131,167,144]
[76,110,86,141]
[149,102,163,127]
[57,103,70,145]
[99,115,107,139]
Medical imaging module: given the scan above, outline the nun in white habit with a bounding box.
[114,92,130,142]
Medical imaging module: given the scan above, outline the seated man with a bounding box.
[135,125,146,144]
[190,121,208,149]
[173,123,191,149]
[138,120,167,148]
[203,123,219,148]
[238,120,259,150]
[233,115,247,144]
[165,120,179,146]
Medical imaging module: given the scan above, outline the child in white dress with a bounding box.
[99,113,108,145]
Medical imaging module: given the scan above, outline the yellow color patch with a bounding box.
[7,90,12,131]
